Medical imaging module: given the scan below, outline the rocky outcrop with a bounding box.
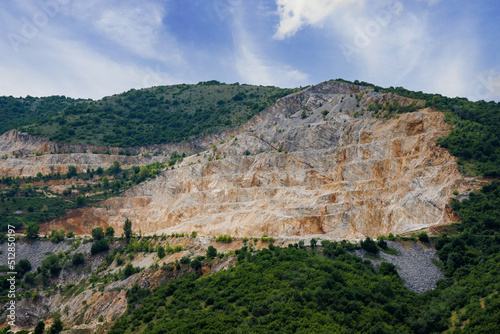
[0,152,166,177]
[49,82,473,239]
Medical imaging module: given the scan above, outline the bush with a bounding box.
[124,262,136,278]
[72,253,85,266]
[91,239,110,255]
[206,246,217,259]
[106,226,115,238]
[49,229,65,243]
[25,222,40,239]
[377,239,388,250]
[76,195,86,207]
[378,262,398,276]
[157,245,166,259]
[41,255,62,276]
[33,321,45,334]
[15,259,32,277]
[92,227,105,240]
[190,259,202,271]
[216,235,232,243]
[360,237,378,253]
[417,231,429,243]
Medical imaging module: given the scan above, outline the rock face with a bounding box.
[48,81,471,239]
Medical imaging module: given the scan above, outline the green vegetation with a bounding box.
[206,246,217,260]
[0,161,165,231]
[92,227,105,241]
[215,235,232,243]
[10,83,298,146]
[0,95,87,136]
[112,245,418,333]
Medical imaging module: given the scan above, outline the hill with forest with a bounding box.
[0,79,499,333]
[2,82,298,147]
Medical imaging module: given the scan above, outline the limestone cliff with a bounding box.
[45,81,473,239]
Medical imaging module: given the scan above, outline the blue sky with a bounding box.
[0,0,499,101]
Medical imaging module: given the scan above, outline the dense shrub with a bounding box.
[360,237,378,253]
[91,239,110,255]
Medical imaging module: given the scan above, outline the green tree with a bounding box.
[377,239,388,250]
[417,231,429,243]
[25,221,40,239]
[72,253,84,266]
[138,166,149,182]
[47,312,63,334]
[190,259,202,272]
[124,262,135,277]
[105,226,115,238]
[91,227,104,240]
[124,219,132,240]
[206,245,217,259]
[66,165,77,178]
[361,237,378,253]
[49,229,65,243]
[157,245,166,259]
[378,262,398,276]
[102,176,110,189]
[76,195,86,207]
[15,259,32,276]
[33,321,45,334]
[108,160,121,175]
[310,238,317,249]
[91,239,109,255]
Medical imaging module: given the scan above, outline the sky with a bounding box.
[0,0,499,102]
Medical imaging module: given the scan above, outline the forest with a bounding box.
[0,82,297,147]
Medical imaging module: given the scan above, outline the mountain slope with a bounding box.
[46,81,475,239]
[14,82,298,146]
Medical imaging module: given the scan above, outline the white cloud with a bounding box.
[0,32,178,99]
[68,0,184,65]
[231,6,309,87]
[273,0,363,40]
[0,0,186,99]
[271,0,489,100]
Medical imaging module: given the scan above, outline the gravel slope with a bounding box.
[353,240,445,294]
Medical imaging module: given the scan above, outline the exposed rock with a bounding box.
[353,240,445,294]
[46,81,474,239]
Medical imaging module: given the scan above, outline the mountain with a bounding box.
[0,80,499,333]
[31,81,471,240]
[7,82,298,146]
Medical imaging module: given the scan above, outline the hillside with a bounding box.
[45,81,474,240]
[0,79,499,333]
[8,82,298,146]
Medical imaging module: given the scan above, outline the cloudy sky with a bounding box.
[0,0,499,101]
